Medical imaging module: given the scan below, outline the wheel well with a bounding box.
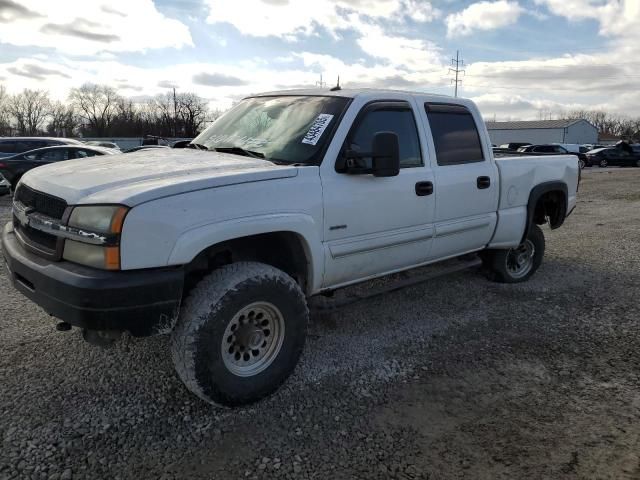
[533,190,566,229]
[183,232,311,299]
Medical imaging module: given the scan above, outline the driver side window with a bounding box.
[347,107,422,169]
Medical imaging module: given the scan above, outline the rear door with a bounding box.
[421,103,499,259]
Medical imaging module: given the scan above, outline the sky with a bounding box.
[0,0,638,120]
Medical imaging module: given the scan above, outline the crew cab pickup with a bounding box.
[2,89,579,406]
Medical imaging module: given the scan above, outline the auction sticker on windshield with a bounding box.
[302,114,334,146]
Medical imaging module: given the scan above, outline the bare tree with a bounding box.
[0,85,12,135]
[564,109,640,140]
[69,83,122,136]
[8,89,51,135]
[47,101,79,137]
[176,92,209,137]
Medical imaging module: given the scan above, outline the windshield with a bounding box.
[192,95,350,165]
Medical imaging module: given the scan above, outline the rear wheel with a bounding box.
[171,262,308,407]
[599,158,608,168]
[484,224,545,283]
[635,159,640,168]
[578,158,585,169]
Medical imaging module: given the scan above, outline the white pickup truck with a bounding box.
[2,89,579,406]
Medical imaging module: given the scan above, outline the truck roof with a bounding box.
[252,88,454,102]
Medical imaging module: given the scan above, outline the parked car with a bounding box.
[0,173,10,196]
[84,141,121,150]
[172,140,194,149]
[586,146,640,168]
[583,144,606,152]
[517,144,568,154]
[0,145,118,188]
[2,89,579,407]
[518,144,586,168]
[0,137,82,159]
[123,145,171,153]
[499,142,531,151]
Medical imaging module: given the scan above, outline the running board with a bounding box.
[309,257,482,313]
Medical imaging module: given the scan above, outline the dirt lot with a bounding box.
[1,169,639,480]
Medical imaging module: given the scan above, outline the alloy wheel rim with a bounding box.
[221,301,285,377]
[505,239,535,279]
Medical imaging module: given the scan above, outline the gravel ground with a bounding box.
[1,169,639,479]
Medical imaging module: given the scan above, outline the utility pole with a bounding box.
[448,50,465,97]
[173,87,177,137]
[315,73,327,88]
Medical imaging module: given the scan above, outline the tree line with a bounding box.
[0,83,220,139]
[562,110,640,141]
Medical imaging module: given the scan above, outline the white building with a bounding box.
[486,119,598,146]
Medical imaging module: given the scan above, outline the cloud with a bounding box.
[193,72,248,87]
[41,19,120,43]
[446,1,524,37]
[355,23,443,70]
[534,0,639,43]
[0,0,42,22]
[0,0,193,54]
[158,80,178,89]
[7,63,71,80]
[100,5,126,17]
[205,0,439,39]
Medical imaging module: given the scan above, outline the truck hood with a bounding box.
[19,149,299,206]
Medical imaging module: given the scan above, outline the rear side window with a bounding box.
[15,140,48,153]
[74,149,99,158]
[425,104,485,166]
[535,146,554,153]
[0,141,15,153]
[39,149,70,161]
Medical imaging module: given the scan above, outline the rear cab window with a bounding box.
[424,103,485,166]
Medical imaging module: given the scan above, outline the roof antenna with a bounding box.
[330,75,341,91]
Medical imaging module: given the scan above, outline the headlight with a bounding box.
[63,205,128,270]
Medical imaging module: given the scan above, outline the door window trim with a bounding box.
[336,100,424,172]
[425,102,486,166]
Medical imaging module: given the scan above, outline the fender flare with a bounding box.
[167,213,324,293]
[521,181,568,243]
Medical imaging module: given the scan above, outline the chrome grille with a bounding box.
[13,214,58,252]
[15,185,67,220]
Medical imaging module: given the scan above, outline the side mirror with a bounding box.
[371,131,400,177]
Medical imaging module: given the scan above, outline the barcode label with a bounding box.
[302,114,334,145]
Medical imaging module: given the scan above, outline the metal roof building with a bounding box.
[486,119,598,146]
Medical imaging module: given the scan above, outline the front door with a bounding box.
[321,100,436,288]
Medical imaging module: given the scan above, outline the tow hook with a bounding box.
[82,329,122,347]
[56,322,72,332]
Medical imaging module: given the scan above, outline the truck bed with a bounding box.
[487,153,579,249]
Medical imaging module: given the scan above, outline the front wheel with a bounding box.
[483,224,545,283]
[171,262,308,407]
[578,158,585,169]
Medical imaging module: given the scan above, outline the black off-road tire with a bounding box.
[171,262,308,407]
[483,224,545,283]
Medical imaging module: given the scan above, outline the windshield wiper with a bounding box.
[213,146,265,159]
[187,143,209,150]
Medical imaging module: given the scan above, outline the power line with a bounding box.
[448,50,465,98]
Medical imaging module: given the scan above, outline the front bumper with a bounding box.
[2,222,184,336]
